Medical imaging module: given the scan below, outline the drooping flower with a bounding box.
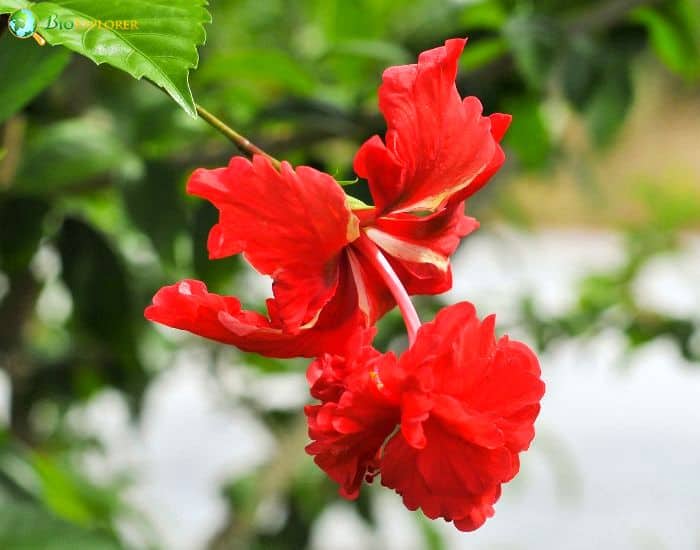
[146,38,510,358]
[305,302,545,531]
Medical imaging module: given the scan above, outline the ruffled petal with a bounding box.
[354,38,499,214]
[145,265,365,358]
[145,279,251,344]
[375,302,543,529]
[303,301,543,530]
[399,301,482,375]
[446,112,512,207]
[305,350,400,498]
[380,419,512,531]
[188,155,359,332]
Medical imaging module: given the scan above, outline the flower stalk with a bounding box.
[195,104,281,171]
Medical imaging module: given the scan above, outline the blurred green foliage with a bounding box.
[0,0,699,548]
[522,179,700,361]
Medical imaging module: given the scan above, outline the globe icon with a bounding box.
[8,8,37,39]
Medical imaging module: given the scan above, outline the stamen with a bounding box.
[354,233,421,346]
[369,369,384,390]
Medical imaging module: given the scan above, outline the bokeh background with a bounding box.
[1,0,699,548]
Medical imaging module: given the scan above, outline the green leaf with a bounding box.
[561,36,602,111]
[417,511,446,550]
[25,0,211,117]
[0,197,49,275]
[15,115,141,194]
[502,95,552,170]
[192,202,241,292]
[31,453,122,529]
[585,57,633,148]
[460,0,507,30]
[0,34,71,124]
[0,1,27,12]
[632,1,700,80]
[199,49,317,96]
[56,217,136,357]
[121,161,187,264]
[241,353,303,374]
[0,496,119,550]
[459,37,508,72]
[504,12,560,90]
[329,39,411,65]
[311,0,393,42]
[635,178,700,232]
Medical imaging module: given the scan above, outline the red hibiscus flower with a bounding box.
[143,36,542,533]
[145,38,510,358]
[305,302,545,531]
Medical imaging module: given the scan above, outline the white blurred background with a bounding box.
[23,229,697,550]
